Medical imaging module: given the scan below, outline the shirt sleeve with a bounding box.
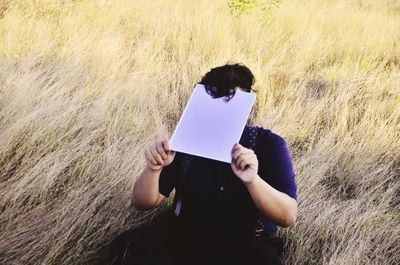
[159,152,181,198]
[259,129,297,200]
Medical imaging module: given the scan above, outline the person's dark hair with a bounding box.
[199,63,256,102]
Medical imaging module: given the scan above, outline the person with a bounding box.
[105,63,297,265]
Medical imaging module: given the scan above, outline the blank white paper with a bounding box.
[170,83,256,163]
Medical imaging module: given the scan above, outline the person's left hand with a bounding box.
[231,143,259,183]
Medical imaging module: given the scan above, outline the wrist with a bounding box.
[243,174,261,188]
[146,164,163,174]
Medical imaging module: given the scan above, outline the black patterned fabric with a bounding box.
[159,124,297,237]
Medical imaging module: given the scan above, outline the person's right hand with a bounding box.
[144,139,176,171]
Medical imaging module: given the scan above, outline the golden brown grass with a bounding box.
[0,0,399,264]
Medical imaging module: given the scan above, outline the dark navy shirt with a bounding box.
[159,125,297,238]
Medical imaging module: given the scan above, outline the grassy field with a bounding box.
[0,0,399,264]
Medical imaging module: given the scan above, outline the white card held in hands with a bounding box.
[170,83,256,163]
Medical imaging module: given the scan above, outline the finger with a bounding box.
[150,144,164,165]
[234,143,253,153]
[231,161,239,172]
[239,156,250,170]
[235,153,245,169]
[145,149,157,166]
[233,143,252,152]
[231,143,241,154]
[232,145,246,160]
[232,148,241,161]
[235,153,246,169]
[162,139,175,156]
[238,153,255,170]
[232,147,253,160]
[234,143,243,148]
[156,141,167,160]
[232,149,243,160]
[235,157,241,170]
[162,139,171,152]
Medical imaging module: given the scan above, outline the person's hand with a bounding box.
[231,143,258,183]
[144,139,176,171]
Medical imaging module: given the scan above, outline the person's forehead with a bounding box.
[235,86,246,92]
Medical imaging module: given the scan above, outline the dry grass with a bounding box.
[0,0,399,264]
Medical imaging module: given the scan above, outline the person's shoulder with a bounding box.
[253,126,290,157]
[255,126,286,145]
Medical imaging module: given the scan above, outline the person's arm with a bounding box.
[244,175,297,227]
[131,166,166,210]
[131,139,175,210]
[231,142,297,227]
